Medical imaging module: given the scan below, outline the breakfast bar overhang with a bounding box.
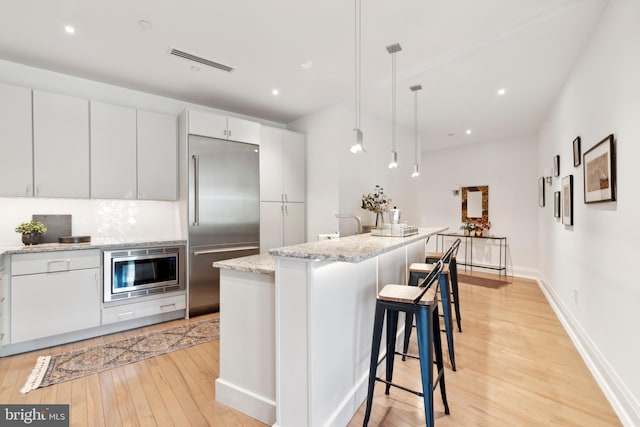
[214,226,447,427]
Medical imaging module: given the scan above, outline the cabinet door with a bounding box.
[282,130,306,203]
[33,90,90,198]
[90,101,137,199]
[188,109,227,139]
[0,83,33,197]
[228,117,260,144]
[137,110,177,200]
[283,202,306,246]
[11,268,101,343]
[260,202,285,253]
[260,126,284,202]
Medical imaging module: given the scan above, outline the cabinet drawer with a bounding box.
[11,249,100,275]
[102,294,186,325]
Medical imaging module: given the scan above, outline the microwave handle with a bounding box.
[192,154,200,226]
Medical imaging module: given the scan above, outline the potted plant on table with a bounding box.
[361,185,392,229]
[460,221,475,236]
[15,220,48,245]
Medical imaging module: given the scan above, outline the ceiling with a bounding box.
[0,0,607,150]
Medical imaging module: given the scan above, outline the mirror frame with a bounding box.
[461,185,489,221]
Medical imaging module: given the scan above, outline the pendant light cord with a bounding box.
[391,51,396,152]
[354,0,361,130]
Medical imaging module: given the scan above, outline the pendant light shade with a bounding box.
[386,43,402,169]
[410,84,422,178]
[351,0,365,154]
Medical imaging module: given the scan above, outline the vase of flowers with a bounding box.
[15,220,48,245]
[361,185,392,229]
[460,221,474,236]
[473,216,491,237]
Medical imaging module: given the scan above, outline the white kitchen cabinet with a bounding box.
[259,126,305,203]
[0,83,33,197]
[260,201,306,253]
[188,109,260,144]
[137,110,177,200]
[102,294,186,325]
[90,101,137,199]
[0,256,5,348]
[10,250,101,343]
[33,90,90,198]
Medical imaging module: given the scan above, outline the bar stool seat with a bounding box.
[405,263,456,370]
[425,252,462,332]
[363,261,450,427]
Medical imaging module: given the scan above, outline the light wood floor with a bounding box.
[0,273,621,426]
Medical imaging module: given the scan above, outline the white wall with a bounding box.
[0,59,283,247]
[537,0,640,424]
[288,104,422,240]
[418,135,539,276]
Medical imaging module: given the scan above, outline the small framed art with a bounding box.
[583,134,616,203]
[553,155,560,177]
[538,177,545,207]
[562,175,573,225]
[573,136,581,167]
[554,191,560,218]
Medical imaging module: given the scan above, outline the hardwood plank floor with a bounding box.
[0,274,621,426]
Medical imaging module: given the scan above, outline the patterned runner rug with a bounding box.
[21,318,219,393]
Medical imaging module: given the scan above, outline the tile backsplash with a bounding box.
[0,198,181,246]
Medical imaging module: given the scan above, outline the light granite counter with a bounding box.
[212,253,275,276]
[0,239,187,256]
[268,226,446,263]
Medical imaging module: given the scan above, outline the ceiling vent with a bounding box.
[169,48,234,72]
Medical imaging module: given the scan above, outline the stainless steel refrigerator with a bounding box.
[188,135,260,315]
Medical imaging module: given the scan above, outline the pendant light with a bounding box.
[410,84,422,178]
[350,0,365,154]
[386,43,402,168]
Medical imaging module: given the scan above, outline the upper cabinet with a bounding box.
[0,83,33,197]
[260,126,305,203]
[90,103,177,201]
[33,90,90,198]
[137,110,177,200]
[188,109,260,144]
[90,101,137,199]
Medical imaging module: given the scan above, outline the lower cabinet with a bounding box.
[102,294,186,325]
[11,268,101,343]
[260,201,306,253]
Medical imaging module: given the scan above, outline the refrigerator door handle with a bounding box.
[193,246,260,256]
[192,154,200,226]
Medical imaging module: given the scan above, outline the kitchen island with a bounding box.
[213,227,446,427]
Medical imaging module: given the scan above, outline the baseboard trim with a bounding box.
[536,277,639,426]
[215,378,276,425]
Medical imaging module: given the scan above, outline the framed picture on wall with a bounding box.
[554,191,560,218]
[553,155,560,177]
[573,136,581,167]
[538,177,545,207]
[583,134,616,203]
[562,175,573,225]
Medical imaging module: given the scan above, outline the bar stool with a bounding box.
[363,260,450,427]
[425,251,462,332]
[403,239,461,371]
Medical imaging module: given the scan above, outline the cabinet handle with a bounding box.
[160,303,176,312]
[228,130,232,137]
[281,205,285,215]
[36,185,40,196]
[223,129,227,137]
[284,193,288,203]
[47,260,71,271]
[25,184,31,196]
[281,194,284,203]
[117,311,136,320]
[192,154,200,226]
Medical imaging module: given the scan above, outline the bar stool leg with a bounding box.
[432,305,450,415]
[363,303,386,426]
[415,306,435,427]
[449,257,462,332]
[384,309,399,395]
[438,273,456,371]
[402,312,414,361]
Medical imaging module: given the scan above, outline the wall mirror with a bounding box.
[461,185,489,221]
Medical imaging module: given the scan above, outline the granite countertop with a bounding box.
[269,226,447,263]
[0,239,187,256]
[212,253,275,276]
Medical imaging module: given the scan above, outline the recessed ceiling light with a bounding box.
[301,60,313,70]
[272,89,280,96]
[138,20,153,30]
[466,129,472,135]
[497,88,506,95]
[64,25,75,34]
[190,65,200,72]
[448,133,455,137]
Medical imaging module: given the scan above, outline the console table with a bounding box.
[436,232,507,277]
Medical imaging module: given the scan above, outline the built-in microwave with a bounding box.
[103,246,185,302]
